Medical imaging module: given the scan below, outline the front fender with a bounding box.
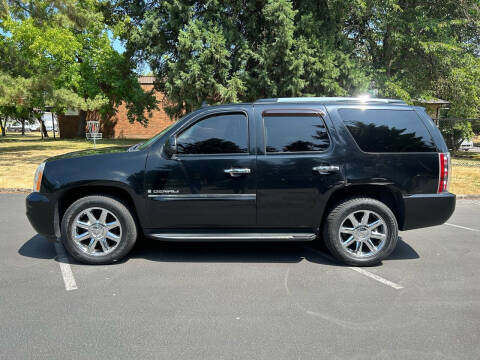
[41,150,148,227]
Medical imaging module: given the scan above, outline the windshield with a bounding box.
[137,122,177,150]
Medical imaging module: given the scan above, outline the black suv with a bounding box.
[26,97,455,266]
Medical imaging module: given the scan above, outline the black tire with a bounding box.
[61,195,137,265]
[322,197,398,266]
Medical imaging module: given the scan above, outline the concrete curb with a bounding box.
[0,188,30,194]
[1,188,480,200]
[455,194,480,200]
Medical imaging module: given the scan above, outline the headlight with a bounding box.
[33,162,45,192]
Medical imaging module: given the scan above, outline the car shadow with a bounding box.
[18,234,56,260]
[18,235,419,266]
[387,237,420,261]
[131,240,312,264]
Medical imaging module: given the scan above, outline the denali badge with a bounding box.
[148,189,180,194]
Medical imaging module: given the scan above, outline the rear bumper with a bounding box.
[25,192,58,239]
[400,193,456,231]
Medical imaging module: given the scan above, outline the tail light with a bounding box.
[437,153,450,193]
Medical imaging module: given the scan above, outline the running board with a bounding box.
[147,233,317,242]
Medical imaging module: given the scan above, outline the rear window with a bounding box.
[339,109,437,152]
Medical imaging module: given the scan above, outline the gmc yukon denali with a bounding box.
[26,97,456,266]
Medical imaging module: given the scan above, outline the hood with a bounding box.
[45,146,130,162]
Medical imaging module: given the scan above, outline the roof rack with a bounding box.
[254,97,407,105]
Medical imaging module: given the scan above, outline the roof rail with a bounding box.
[254,97,407,105]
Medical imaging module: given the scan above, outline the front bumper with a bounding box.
[26,192,58,239]
[400,192,456,230]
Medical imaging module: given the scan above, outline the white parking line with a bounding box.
[445,223,479,232]
[348,267,403,289]
[302,246,403,290]
[54,242,78,291]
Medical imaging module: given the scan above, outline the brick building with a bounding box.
[57,77,175,139]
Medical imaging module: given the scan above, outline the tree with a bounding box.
[3,0,479,128]
[434,54,479,150]
[346,0,480,107]
[114,0,369,118]
[439,120,474,151]
[0,0,158,138]
[115,0,479,119]
[0,71,32,136]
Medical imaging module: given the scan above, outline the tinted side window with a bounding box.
[339,109,437,152]
[176,113,248,154]
[264,115,330,153]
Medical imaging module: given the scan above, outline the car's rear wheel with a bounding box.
[61,195,137,265]
[322,197,398,266]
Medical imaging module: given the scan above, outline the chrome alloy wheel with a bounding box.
[338,210,387,258]
[71,207,122,256]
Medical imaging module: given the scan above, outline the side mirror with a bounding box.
[165,135,177,157]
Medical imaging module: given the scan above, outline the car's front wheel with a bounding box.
[61,195,137,265]
[322,197,398,266]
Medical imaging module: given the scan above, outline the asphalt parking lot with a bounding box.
[1,194,479,359]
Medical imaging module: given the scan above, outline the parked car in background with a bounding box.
[7,121,30,133]
[26,97,455,267]
[27,121,41,131]
[460,139,474,151]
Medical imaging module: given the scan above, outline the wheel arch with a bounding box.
[57,185,143,234]
[321,184,404,230]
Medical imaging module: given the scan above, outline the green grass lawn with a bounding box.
[450,150,480,195]
[1,132,479,194]
[0,133,143,189]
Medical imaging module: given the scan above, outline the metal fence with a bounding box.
[452,158,480,168]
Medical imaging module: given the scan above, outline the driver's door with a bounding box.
[144,108,256,229]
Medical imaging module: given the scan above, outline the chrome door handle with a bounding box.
[224,168,251,177]
[312,165,340,174]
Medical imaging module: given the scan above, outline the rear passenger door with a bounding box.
[254,106,345,232]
